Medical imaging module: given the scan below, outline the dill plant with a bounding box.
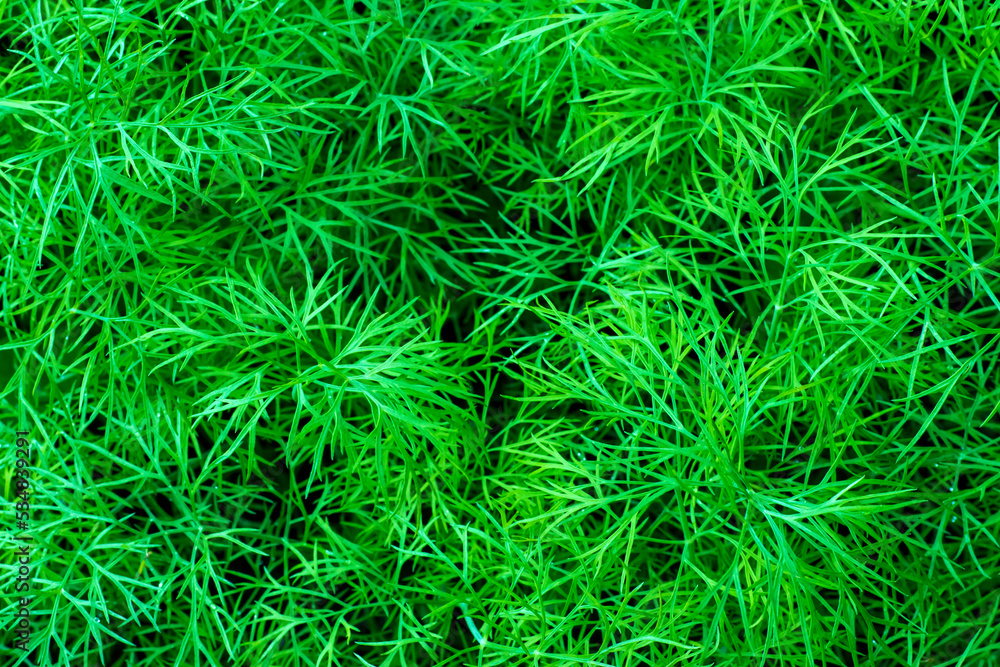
[2,0,1000,666]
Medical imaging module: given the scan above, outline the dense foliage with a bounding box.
[2,1,1000,665]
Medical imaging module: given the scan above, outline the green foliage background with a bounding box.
[2,0,1000,665]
